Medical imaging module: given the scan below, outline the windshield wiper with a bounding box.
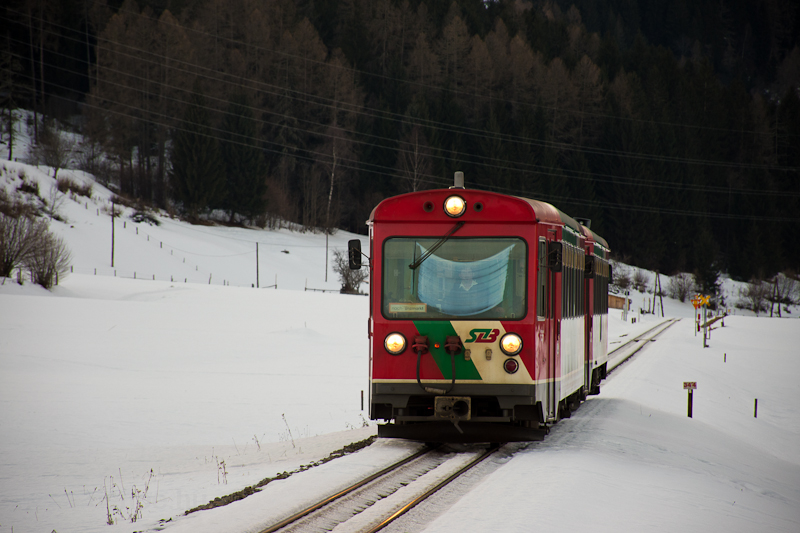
[409,221,465,270]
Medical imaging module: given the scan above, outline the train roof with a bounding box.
[369,188,606,248]
[370,189,563,225]
[579,224,610,250]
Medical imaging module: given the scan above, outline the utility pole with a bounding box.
[256,242,259,288]
[655,271,665,318]
[111,200,115,267]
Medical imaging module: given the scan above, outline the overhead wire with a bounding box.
[3,9,800,224]
[6,6,799,168]
[23,1,795,141]
[8,55,800,223]
[12,55,799,211]
[7,7,799,178]
[8,35,798,199]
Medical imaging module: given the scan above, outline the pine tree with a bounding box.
[220,94,266,223]
[170,90,225,219]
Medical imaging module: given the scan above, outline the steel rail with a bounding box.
[258,446,435,533]
[607,318,680,373]
[362,444,502,533]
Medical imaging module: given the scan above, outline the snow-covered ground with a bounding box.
[2,148,799,532]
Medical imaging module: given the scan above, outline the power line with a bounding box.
[14,2,794,142]
[14,60,800,208]
[6,6,800,157]
[4,13,800,223]
[10,62,800,223]
[7,30,796,187]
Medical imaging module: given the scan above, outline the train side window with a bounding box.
[564,246,569,319]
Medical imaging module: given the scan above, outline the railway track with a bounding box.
[607,318,679,373]
[259,444,501,533]
[256,322,673,533]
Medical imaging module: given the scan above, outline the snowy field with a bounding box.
[2,155,799,532]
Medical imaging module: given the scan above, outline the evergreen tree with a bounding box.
[220,94,267,223]
[170,90,225,219]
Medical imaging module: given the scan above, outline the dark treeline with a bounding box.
[2,0,799,284]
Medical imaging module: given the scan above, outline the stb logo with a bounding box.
[466,328,500,343]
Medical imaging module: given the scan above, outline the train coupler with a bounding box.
[434,396,471,424]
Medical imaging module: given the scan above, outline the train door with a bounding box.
[538,234,559,422]
[584,254,593,393]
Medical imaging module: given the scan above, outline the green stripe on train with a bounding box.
[413,320,483,380]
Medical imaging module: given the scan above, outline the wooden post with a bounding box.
[754,399,758,418]
[256,242,259,288]
[684,382,697,418]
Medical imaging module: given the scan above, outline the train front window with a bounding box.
[382,237,527,320]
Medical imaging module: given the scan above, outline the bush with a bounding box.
[110,193,140,210]
[57,177,93,198]
[0,212,48,277]
[333,249,367,294]
[668,273,695,303]
[23,231,72,289]
[17,179,39,196]
[632,269,649,292]
[613,265,631,290]
[739,280,770,316]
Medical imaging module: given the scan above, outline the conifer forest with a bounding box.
[2,0,799,283]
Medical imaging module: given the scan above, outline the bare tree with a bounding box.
[437,11,472,103]
[632,269,649,292]
[572,55,605,146]
[740,280,770,316]
[407,32,441,98]
[314,49,361,232]
[314,122,355,232]
[333,249,367,294]
[768,272,800,317]
[42,182,67,221]
[31,119,75,180]
[612,263,631,290]
[23,231,72,289]
[397,124,432,192]
[668,272,694,303]
[539,57,579,147]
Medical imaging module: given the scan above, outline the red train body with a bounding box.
[352,173,610,442]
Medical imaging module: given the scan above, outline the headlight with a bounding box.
[444,195,466,217]
[385,333,407,355]
[500,333,523,356]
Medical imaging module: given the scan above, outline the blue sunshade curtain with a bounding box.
[416,244,514,316]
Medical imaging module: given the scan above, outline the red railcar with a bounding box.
[581,224,611,396]
[349,173,610,442]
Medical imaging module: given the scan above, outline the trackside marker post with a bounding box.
[684,382,697,418]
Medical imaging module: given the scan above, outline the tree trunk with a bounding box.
[27,6,38,143]
[325,143,337,233]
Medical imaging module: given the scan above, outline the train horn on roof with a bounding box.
[451,171,465,189]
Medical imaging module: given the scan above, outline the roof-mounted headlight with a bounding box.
[444,195,466,217]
